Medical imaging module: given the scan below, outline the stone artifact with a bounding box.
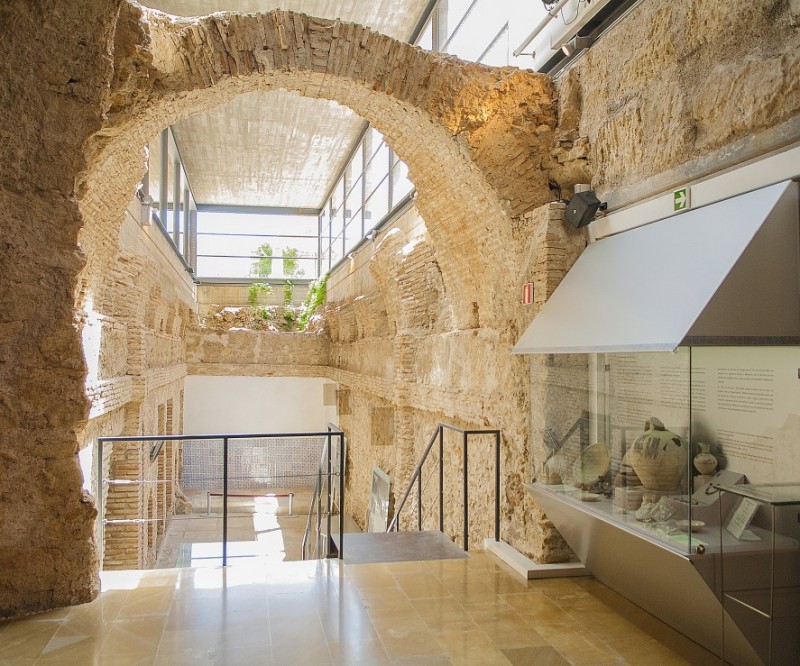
[635,494,676,523]
[627,417,686,491]
[635,492,657,521]
[693,442,718,475]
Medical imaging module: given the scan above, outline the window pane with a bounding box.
[320,245,331,273]
[197,235,319,257]
[174,166,184,242]
[416,17,433,50]
[148,136,162,214]
[441,0,474,45]
[166,159,175,210]
[194,211,321,279]
[330,234,343,267]
[391,156,414,205]
[319,208,330,246]
[196,256,318,280]
[365,141,390,200]
[365,175,389,228]
[349,142,364,182]
[331,175,343,212]
[197,212,318,237]
[479,26,509,66]
[446,1,506,62]
[344,211,363,254]
[346,173,363,213]
[331,205,344,241]
[364,127,384,165]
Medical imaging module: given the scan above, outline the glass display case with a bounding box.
[716,483,800,665]
[518,181,800,663]
[532,346,800,556]
[529,345,800,664]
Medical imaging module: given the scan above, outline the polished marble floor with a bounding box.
[0,552,716,665]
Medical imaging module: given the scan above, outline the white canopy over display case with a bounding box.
[513,181,800,354]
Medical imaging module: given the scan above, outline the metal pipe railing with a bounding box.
[387,426,441,532]
[98,426,345,568]
[387,423,502,550]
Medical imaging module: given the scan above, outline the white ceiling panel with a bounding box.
[171,92,362,208]
[142,0,432,208]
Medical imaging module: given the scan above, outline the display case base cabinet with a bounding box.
[716,484,800,665]
[526,484,762,666]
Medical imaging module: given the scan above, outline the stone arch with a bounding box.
[78,3,557,329]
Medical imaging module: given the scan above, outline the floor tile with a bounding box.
[410,596,476,633]
[379,626,446,659]
[0,619,60,661]
[502,645,569,666]
[328,637,391,665]
[2,524,717,666]
[99,616,165,656]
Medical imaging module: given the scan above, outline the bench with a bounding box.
[206,491,294,516]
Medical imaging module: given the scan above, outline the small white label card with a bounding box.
[725,497,760,540]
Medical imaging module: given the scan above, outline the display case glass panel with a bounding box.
[533,346,800,557]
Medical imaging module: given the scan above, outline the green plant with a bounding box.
[283,308,296,331]
[247,282,272,306]
[299,273,329,330]
[283,247,304,277]
[283,279,294,306]
[256,306,271,321]
[251,242,273,277]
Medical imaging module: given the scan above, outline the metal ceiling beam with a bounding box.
[196,204,322,216]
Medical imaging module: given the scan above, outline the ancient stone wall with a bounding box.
[77,204,194,570]
[0,0,124,618]
[559,0,800,209]
[321,201,585,558]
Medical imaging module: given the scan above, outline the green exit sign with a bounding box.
[673,187,691,211]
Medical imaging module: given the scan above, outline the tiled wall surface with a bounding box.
[182,437,327,489]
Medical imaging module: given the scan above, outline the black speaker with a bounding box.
[565,190,601,228]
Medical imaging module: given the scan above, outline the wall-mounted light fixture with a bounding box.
[136,183,154,225]
[561,35,594,57]
[565,188,604,229]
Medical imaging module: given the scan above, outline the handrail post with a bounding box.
[222,437,229,567]
[338,432,345,560]
[438,425,444,533]
[316,460,323,556]
[326,432,332,558]
[495,431,500,542]
[97,438,104,568]
[417,469,422,531]
[463,431,469,552]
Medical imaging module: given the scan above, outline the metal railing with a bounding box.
[301,426,346,560]
[387,424,501,551]
[97,425,345,568]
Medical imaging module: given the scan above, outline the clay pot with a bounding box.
[693,442,718,475]
[572,444,611,486]
[626,417,686,491]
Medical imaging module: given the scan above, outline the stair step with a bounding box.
[333,530,468,565]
